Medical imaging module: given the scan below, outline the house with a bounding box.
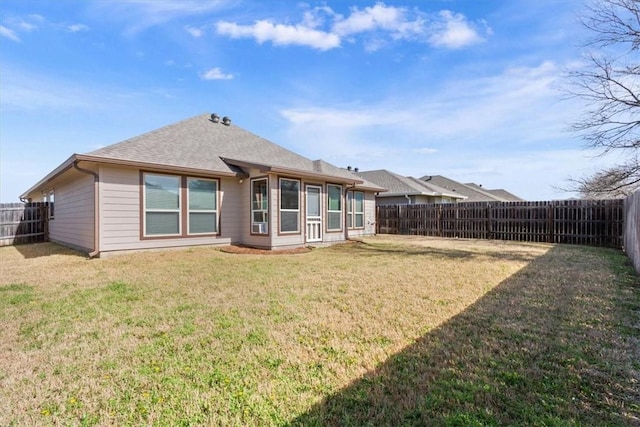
[420,175,524,202]
[357,169,467,204]
[20,113,385,256]
[462,183,524,202]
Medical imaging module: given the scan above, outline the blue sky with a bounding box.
[0,0,616,202]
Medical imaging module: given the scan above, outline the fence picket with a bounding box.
[0,202,49,246]
[376,200,624,248]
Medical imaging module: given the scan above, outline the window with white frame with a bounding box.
[187,178,217,234]
[279,178,300,233]
[327,184,342,231]
[251,178,268,234]
[347,190,365,229]
[144,174,181,236]
[47,190,55,220]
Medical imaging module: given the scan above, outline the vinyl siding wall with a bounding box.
[48,169,95,252]
[98,165,238,254]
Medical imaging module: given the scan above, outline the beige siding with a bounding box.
[98,165,233,254]
[348,192,377,238]
[48,169,95,252]
[219,177,243,243]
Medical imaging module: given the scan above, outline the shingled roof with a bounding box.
[90,113,382,185]
[21,113,385,198]
[420,175,517,202]
[358,169,465,200]
[463,183,524,201]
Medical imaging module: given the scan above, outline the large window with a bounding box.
[143,173,219,238]
[347,190,365,229]
[327,184,342,231]
[144,174,181,236]
[280,178,300,233]
[251,178,268,234]
[187,178,217,234]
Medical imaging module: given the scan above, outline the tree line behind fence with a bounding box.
[376,199,625,248]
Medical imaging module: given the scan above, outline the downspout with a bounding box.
[73,161,100,258]
[404,194,411,204]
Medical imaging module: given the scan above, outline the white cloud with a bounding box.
[415,148,438,155]
[90,0,226,35]
[67,23,89,33]
[185,25,203,37]
[277,61,588,200]
[216,20,341,51]
[200,67,234,80]
[0,67,97,111]
[333,3,423,39]
[1,14,44,41]
[0,25,20,42]
[428,10,485,49]
[216,3,486,51]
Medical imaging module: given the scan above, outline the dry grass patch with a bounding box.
[0,237,637,426]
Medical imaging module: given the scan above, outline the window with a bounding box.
[143,173,219,238]
[347,190,365,229]
[46,190,55,220]
[251,178,268,234]
[280,178,300,233]
[187,178,217,234]
[327,184,342,231]
[144,174,181,236]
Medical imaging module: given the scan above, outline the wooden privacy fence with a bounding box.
[0,202,49,246]
[624,189,640,274]
[377,199,625,248]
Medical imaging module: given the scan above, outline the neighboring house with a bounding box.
[21,113,385,256]
[357,169,467,205]
[420,175,524,202]
[463,183,524,202]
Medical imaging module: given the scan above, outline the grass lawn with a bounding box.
[0,236,638,426]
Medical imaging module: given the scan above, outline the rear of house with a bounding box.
[21,113,384,256]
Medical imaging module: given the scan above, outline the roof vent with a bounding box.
[347,166,352,171]
[354,167,359,173]
[210,113,220,123]
[222,116,231,126]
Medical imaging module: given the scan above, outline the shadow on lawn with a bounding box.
[11,242,86,259]
[290,245,640,426]
[340,239,544,263]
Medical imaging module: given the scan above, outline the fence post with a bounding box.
[486,203,492,240]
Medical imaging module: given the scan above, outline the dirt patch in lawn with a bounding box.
[219,244,312,255]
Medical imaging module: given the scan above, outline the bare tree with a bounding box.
[566,0,640,197]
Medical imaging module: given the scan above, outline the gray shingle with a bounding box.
[87,113,383,189]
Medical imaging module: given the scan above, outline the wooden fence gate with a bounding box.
[376,199,624,248]
[0,202,49,246]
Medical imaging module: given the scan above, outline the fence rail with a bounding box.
[377,199,624,248]
[0,202,49,246]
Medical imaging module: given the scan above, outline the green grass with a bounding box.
[0,237,638,426]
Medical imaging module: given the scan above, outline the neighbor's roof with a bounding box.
[463,183,524,201]
[22,113,384,198]
[358,169,466,199]
[420,175,516,202]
